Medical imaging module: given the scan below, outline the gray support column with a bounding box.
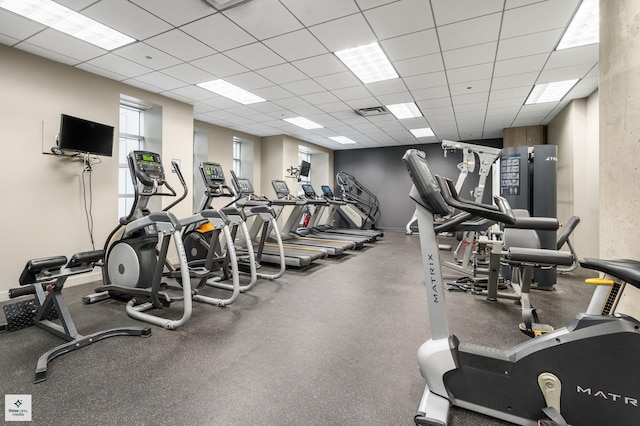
[599,1,640,259]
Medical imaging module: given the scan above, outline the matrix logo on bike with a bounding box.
[577,385,638,407]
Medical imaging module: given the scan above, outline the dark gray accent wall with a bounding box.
[333,140,503,229]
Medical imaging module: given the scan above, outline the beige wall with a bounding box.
[546,91,599,258]
[0,45,194,299]
[194,119,262,209]
[261,135,334,199]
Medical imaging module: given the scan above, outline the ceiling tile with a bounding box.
[257,63,308,85]
[280,0,360,26]
[309,13,377,52]
[301,91,341,105]
[431,0,504,26]
[292,54,347,78]
[374,92,414,105]
[412,85,451,101]
[132,71,187,91]
[437,13,502,51]
[446,63,493,84]
[115,42,181,69]
[263,29,328,61]
[364,0,435,40]
[315,72,362,90]
[0,10,44,40]
[345,97,384,109]
[449,79,491,96]
[443,42,497,70]
[537,63,594,84]
[497,29,563,60]
[394,53,445,78]
[130,0,214,26]
[191,53,248,77]
[83,0,172,40]
[365,78,408,96]
[223,0,302,39]
[225,72,273,90]
[489,86,532,101]
[180,13,256,52]
[355,0,398,10]
[84,53,153,78]
[18,29,106,62]
[252,86,295,101]
[224,43,286,70]
[166,85,216,101]
[546,44,599,69]
[123,78,164,93]
[331,85,372,101]
[381,29,440,61]
[494,53,548,77]
[0,34,19,45]
[404,71,448,90]
[491,72,539,89]
[501,0,580,38]
[145,29,216,62]
[76,62,128,81]
[15,42,80,66]
[317,101,353,113]
[161,63,217,84]
[280,78,326,95]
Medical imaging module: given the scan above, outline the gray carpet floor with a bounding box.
[0,230,597,425]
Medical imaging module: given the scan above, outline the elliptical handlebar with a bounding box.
[163,159,187,212]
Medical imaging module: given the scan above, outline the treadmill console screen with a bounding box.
[321,185,334,198]
[272,180,289,195]
[301,184,316,198]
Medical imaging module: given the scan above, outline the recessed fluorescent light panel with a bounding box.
[525,79,579,104]
[329,136,356,145]
[386,102,423,119]
[335,42,398,84]
[410,128,435,138]
[556,0,599,50]
[197,80,266,105]
[283,117,323,130]
[0,0,135,50]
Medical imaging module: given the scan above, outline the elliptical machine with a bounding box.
[84,151,240,329]
[403,148,640,426]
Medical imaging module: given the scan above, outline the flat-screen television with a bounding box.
[300,160,311,177]
[57,114,114,157]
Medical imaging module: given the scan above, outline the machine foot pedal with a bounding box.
[520,308,554,338]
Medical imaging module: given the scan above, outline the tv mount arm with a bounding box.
[286,165,301,182]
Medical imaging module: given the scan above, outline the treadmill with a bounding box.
[229,173,326,268]
[271,180,357,256]
[303,184,382,241]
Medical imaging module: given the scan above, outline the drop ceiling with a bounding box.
[0,0,598,150]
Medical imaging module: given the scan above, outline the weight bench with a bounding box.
[484,210,576,336]
[2,250,151,383]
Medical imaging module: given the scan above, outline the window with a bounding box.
[118,105,144,218]
[233,138,241,177]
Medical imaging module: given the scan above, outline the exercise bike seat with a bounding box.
[579,258,640,288]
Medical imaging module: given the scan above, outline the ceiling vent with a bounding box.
[355,106,389,117]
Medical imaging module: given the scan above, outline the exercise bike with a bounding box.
[403,148,640,426]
